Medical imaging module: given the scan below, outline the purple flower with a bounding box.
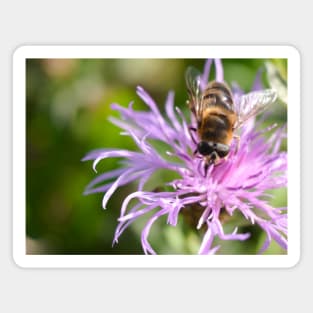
[83,59,287,255]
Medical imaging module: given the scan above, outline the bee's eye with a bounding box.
[217,149,229,158]
[216,143,230,158]
[197,141,213,156]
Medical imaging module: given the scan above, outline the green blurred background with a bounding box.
[26,58,287,255]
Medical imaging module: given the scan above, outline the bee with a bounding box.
[185,66,277,172]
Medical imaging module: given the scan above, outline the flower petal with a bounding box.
[141,208,169,254]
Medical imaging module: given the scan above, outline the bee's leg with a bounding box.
[233,135,240,153]
[204,152,219,176]
[188,126,198,145]
[204,163,209,176]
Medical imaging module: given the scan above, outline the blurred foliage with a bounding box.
[26,58,287,255]
[266,59,288,105]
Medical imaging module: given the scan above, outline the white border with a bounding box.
[13,45,300,268]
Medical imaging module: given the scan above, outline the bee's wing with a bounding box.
[185,66,204,124]
[234,89,277,130]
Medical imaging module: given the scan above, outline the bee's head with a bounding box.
[197,141,214,156]
[197,141,229,158]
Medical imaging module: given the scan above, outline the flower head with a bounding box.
[83,59,287,255]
